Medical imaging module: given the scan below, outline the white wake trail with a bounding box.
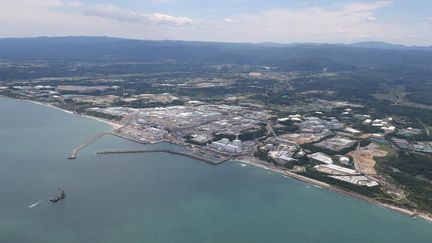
[29,200,43,208]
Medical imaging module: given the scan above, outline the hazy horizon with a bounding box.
[1,35,431,48]
[1,0,431,46]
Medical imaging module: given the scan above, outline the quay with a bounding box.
[96,149,230,165]
[68,132,109,159]
[108,132,148,144]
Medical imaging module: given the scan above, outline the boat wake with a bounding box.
[29,200,42,208]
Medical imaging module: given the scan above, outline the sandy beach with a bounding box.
[24,99,123,130]
[27,100,74,115]
[236,156,432,223]
[81,114,124,130]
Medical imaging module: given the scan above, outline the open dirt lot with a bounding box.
[347,143,388,175]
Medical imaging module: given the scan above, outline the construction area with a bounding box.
[347,143,388,175]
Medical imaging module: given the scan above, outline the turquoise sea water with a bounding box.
[0,96,431,243]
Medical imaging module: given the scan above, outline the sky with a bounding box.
[0,0,431,45]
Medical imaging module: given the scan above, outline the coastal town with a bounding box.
[1,81,432,222]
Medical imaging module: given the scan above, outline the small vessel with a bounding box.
[50,188,66,203]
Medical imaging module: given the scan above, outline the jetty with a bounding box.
[68,132,109,159]
[68,132,230,164]
[96,149,230,165]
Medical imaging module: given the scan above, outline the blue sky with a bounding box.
[0,0,431,45]
[64,0,432,20]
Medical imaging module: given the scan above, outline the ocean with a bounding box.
[0,96,431,243]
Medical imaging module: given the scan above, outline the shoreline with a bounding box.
[235,157,432,223]
[2,95,431,223]
[80,114,123,130]
[29,100,74,115]
[10,97,124,130]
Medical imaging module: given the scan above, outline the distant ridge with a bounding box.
[346,41,432,50]
[1,36,431,50]
[0,36,432,74]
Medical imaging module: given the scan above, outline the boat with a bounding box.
[50,188,66,203]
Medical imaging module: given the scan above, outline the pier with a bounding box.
[68,132,109,159]
[68,132,231,164]
[96,149,230,165]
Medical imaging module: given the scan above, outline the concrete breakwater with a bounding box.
[67,132,230,165]
[68,132,149,160]
[68,132,110,159]
[96,149,230,165]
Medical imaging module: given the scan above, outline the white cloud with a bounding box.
[206,1,409,44]
[0,0,431,45]
[0,0,164,39]
[340,1,393,12]
[223,18,235,24]
[146,13,196,25]
[80,3,196,26]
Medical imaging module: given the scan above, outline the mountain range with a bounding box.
[0,36,431,73]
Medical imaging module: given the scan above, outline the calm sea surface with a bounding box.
[0,96,431,243]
